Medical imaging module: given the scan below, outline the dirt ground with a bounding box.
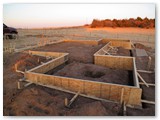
[3,27,155,50]
[3,42,155,116]
[53,62,132,86]
[34,42,104,63]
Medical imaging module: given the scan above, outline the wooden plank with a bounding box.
[137,70,154,73]
[24,82,33,87]
[54,77,62,87]
[128,88,142,106]
[137,72,149,87]
[29,55,68,73]
[67,91,80,107]
[109,85,122,102]
[95,55,133,70]
[68,79,84,93]
[29,50,65,57]
[25,72,142,106]
[26,80,119,104]
[139,82,155,86]
[133,58,140,88]
[141,100,155,105]
[64,39,98,45]
[120,88,124,104]
[101,84,111,99]
[61,77,69,89]
[84,81,101,97]
[123,87,131,105]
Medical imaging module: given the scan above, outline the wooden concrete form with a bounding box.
[14,39,142,107]
[94,40,140,89]
[28,51,68,74]
[94,42,133,70]
[101,39,132,49]
[25,71,142,106]
[5,38,131,53]
[63,39,99,45]
[23,50,142,107]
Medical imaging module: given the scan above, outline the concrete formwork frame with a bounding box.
[12,39,142,108]
[24,46,142,107]
[94,40,139,87]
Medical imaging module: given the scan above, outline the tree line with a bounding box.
[90,17,155,28]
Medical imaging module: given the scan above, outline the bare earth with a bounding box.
[3,41,155,116]
[3,27,155,50]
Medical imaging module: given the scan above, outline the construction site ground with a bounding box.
[3,42,155,116]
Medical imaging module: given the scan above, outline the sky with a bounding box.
[3,4,155,28]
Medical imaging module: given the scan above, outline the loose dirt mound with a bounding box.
[54,62,132,85]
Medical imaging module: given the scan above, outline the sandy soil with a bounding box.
[3,42,155,116]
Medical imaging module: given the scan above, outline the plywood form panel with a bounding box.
[64,39,98,45]
[29,50,65,57]
[84,81,101,97]
[109,85,122,102]
[68,79,84,93]
[95,55,133,70]
[101,84,111,99]
[25,72,142,106]
[30,55,67,73]
[128,88,142,106]
[133,58,140,88]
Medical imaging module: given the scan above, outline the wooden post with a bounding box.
[147,56,152,71]
[123,102,127,116]
[120,88,124,104]
[17,81,21,89]
[64,98,68,107]
[15,63,17,71]
[137,72,149,87]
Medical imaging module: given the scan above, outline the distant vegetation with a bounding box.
[90,17,155,28]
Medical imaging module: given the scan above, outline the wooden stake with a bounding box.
[141,100,155,105]
[123,102,127,116]
[38,58,40,63]
[139,82,155,87]
[64,98,68,107]
[102,49,111,55]
[24,82,33,87]
[120,88,124,104]
[17,81,21,89]
[137,72,149,87]
[15,63,17,71]
[147,56,152,71]
[67,91,80,108]
[137,70,154,74]
[16,70,24,74]
[131,42,135,49]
